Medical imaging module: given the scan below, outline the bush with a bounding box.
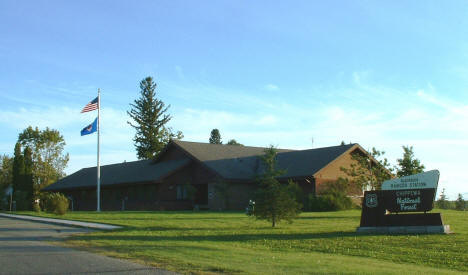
[307,178,353,211]
[308,193,353,211]
[41,192,69,215]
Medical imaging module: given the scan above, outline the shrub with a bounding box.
[308,178,353,211]
[41,192,69,215]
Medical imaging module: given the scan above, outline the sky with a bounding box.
[1,1,467,199]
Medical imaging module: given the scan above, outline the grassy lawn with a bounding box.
[11,209,468,274]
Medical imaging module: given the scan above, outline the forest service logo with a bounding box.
[365,193,378,208]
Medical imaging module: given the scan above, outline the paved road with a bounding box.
[0,216,177,275]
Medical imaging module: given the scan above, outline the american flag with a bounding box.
[81,96,98,113]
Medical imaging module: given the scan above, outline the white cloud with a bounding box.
[264,84,279,91]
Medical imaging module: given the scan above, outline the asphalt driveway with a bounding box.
[0,216,176,275]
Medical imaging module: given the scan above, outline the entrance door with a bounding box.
[194,184,208,205]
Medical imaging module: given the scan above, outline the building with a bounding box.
[44,140,373,211]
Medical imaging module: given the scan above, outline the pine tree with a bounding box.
[128,77,180,159]
[22,147,34,210]
[253,146,301,227]
[455,193,465,211]
[396,146,425,177]
[437,188,450,209]
[209,129,222,144]
[12,143,24,196]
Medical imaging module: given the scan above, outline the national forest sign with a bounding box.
[357,170,450,234]
[381,170,439,213]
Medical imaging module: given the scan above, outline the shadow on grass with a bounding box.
[298,216,358,220]
[70,230,366,243]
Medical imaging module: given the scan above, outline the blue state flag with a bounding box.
[81,118,98,136]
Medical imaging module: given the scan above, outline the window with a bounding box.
[176,185,188,200]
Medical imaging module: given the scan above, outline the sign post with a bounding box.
[357,170,451,234]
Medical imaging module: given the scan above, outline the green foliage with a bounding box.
[14,190,30,211]
[0,155,13,198]
[436,188,451,209]
[226,139,243,146]
[254,146,301,227]
[127,76,182,159]
[209,129,222,144]
[308,178,353,211]
[12,142,24,196]
[33,201,41,212]
[395,146,425,177]
[455,193,466,211]
[287,180,305,206]
[340,147,393,191]
[41,192,69,215]
[18,126,69,191]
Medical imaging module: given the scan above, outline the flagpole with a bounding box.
[97,88,101,212]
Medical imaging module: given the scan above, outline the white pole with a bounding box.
[97,88,101,212]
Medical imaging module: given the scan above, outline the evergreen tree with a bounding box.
[253,146,301,227]
[455,193,465,211]
[12,143,24,196]
[128,76,181,159]
[22,147,34,210]
[396,146,425,177]
[0,155,13,209]
[436,188,450,209]
[209,129,222,144]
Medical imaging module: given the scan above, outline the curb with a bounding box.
[0,213,122,230]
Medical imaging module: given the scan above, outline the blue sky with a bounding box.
[1,1,467,199]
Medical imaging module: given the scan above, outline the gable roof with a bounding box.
[45,140,362,191]
[44,158,190,191]
[170,140,357,180]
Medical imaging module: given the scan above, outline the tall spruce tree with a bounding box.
[128,76,180,159]
[396,146,425,177]
[209,129,222,144]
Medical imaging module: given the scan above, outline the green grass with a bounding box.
[11,210,468,274]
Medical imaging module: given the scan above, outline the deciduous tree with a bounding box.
[340,147,393,191]
[227,139,242,146]
[18,126,69,191]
